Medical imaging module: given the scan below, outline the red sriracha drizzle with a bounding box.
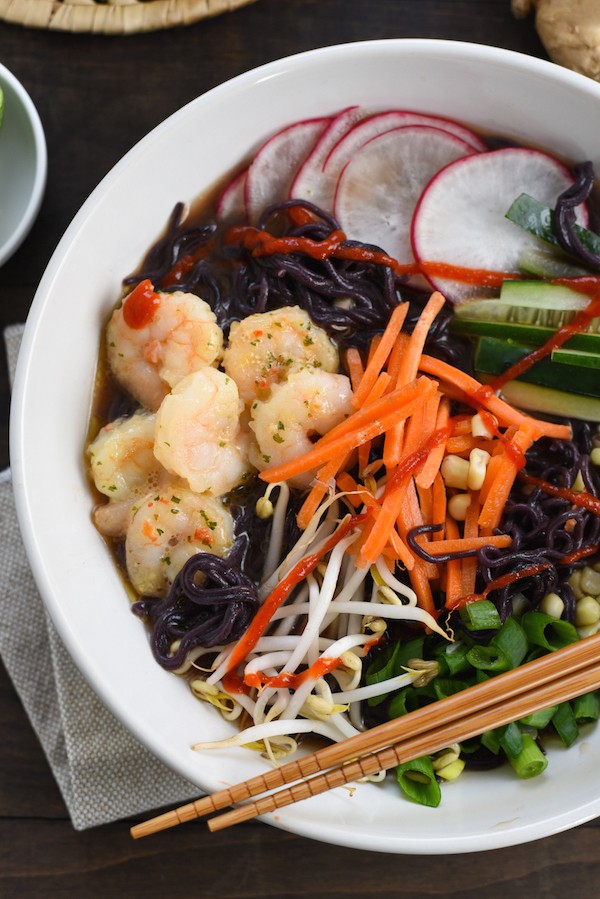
[122,279,161,329]
[223,512,367,680]
[223,224,516,287]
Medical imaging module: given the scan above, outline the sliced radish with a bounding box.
[245,116,331,223]
[289,106,371,209]
[215,167,248,222]
[323,110,485,207]
[334,126,476,265]
[411,147,589,304]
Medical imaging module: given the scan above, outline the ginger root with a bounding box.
[512,0,600,81]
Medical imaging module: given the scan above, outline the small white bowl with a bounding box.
[0,63,47,267]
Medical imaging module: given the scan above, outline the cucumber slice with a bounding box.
[506,193,600,264]
[454,296,600,333]
[499,280,589,311]
[474,336,600,397]
[518,246,589,279]
[551,347,600,370]
[450,317,600,353]
[499,380,600,422]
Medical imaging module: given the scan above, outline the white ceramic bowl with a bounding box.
[11,40,600,854]
[0,63,46,267]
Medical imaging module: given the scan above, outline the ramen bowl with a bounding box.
[11,40,600,854]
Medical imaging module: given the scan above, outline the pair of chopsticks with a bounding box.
[131,632,600,838]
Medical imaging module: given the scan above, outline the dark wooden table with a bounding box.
[1,2,599,896]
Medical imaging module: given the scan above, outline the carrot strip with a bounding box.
[335,472,380,511]
[461,494,481,597]
[297,455,345,531]
[444,435,496,456]
[383,292,446,468]
[357,371,392,474]
[388,528,415,570]
[478,426,536,531]
[397,292,446,385]
[478,452,503,506]
[406,557,437,616]
[414,396,451,489]
[443,516,463,610]
[397,481,438,581]
[345,347,364,392]
[422,534,512,555]
[353,303,408,407]
[418,353,572,441]
[416,481,433,527]
[450,415,474,436]
[385,331,410,384]
[431,472,447,540]
[261,377,436,483]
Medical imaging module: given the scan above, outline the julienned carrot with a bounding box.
[397,292,446,384]
[383,291,446,468]
[385,331,410,384]
[418,353,573,441]
[431,472,447,540]
[352,303,408,406]
[261,377,436,484]
[422,534,512,556]
[345,347,364,392]
[460,494,480,597]
[443,516,463,610]
[358,370,393,474]
[297,454,347,531]
[414,397,451,489]
[444,435,495,456]
[478,426,536,531]
[335,472,380,511]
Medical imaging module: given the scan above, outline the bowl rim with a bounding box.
[0,61,47,267]
[10,38,600,854]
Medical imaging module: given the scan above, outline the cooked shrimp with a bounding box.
[87,411,173,537]
[106,288,223,411]
[154,367,252,496]
[249,369,354,488]
[222,306,338,403]
[125,486,234,597]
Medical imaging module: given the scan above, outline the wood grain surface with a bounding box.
[1,2,598,896]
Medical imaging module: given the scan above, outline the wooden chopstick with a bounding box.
[207,658,600,831]
[130,632,600,839]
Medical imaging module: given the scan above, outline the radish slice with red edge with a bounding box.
[411,147,589,304]
[245,116,331,223]
[289,106,371,208]
[334,125,477,266]
[323,110,485,209]
[215,167,248,222]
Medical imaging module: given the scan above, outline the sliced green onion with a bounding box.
[519,705,558,729]
[481,730,501,755]
[395,755,441,808]
[388,684,436,718]
[520,611,579,651]
[491,617,528,669]
[497,721,523,759]
[552,701,579,747]
[365,642,402,707]
[440,642,472,677]
[508,733,548,779]
[466,643,510,672]
[571,691,600,724]
[433,678,471,701]
[459,599,502,631]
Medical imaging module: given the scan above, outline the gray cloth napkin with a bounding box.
[0,324,198,830]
